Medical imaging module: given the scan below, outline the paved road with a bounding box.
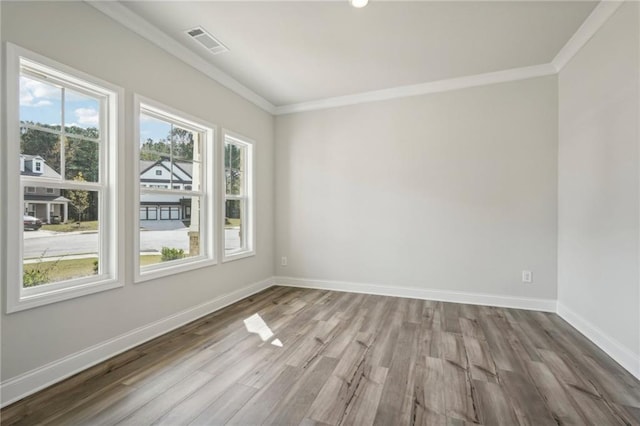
[23,228,241,259]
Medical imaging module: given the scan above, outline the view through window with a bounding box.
[20,67,107,289]
[137,102,213,278]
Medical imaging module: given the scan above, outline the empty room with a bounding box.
[1,0,639,424]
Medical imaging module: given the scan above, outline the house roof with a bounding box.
[140,159,193,181]
[23,194,70,203]
[20,154,62,179]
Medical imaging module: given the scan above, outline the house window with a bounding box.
[159,207,181,220]
[223,132,254,261]
[135,96,215,282]
[6,43,122,312]
[139,206,157,220]
[155,170,162,176]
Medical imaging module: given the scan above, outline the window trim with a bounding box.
[4,43,124,313]
[222,130,255,263]
[133,94,217,283]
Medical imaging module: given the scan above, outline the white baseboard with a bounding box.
[0,277,274,408]
[557,302,640,380]
[274,276,557,312]
[4,276,637,408]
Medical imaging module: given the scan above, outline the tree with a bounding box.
[66,173,90,222]
[20,124,61,173]
[140,138,170,161]
[171,127,194,161]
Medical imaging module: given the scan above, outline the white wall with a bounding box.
[276,76,558,302]
[558,1,640,374]
[1,1,274,383]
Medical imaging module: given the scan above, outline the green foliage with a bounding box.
[66,172,90,222]
[93,259,99,274]
[224,143,243,195]
[23,268,50,287]
[140,128,195,162]
[161,247,185,262]
[23,253,60,287]
[20,123,99,180]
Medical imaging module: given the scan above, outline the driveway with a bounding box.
[23,228,241,259]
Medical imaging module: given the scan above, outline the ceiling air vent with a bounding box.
[185,26,228,55]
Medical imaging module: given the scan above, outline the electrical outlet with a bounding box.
[522,270,532,283]
[281,256,288,267]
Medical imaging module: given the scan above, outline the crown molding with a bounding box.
[274,63,557,115]
[86,1,276,114]
[552,0,624,72]
[87,0,622,117]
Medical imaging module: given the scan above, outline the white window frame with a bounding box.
[134,95,216,283]
[3,43,124,313]
[222,130,255,262]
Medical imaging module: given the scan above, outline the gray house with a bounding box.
[21,154,69,224]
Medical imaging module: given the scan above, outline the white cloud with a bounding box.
[74,108,99,126]
[19,76,59,107]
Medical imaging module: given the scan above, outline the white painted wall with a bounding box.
[558,1,640,373]
[276,76,558,301]
[1,1,274,382]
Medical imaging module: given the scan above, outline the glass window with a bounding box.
[7,44,122,312]
[224,133,254,260]
[136,97,215,281]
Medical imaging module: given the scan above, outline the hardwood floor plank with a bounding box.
[226,365,304,425]
[567,386,628,426]
[263,356,338,425]
[340,365,388,426]
[373,322,419,426]
[462,335,498,383]
[116,370,213,426]
[187,383,258,426]
[412,356,446,425]
[40,384,136,426]
[473,380,518,425]
[500,369,557,426]
[525,360,587,425]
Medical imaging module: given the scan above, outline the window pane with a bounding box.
[65,137,99,182]
[23,187,99,287]
[65,88,100,139]
[172,160,201,192]
[20,128,61,176]
[225,143,243,196]
[139,114,171,161]
[19,75,62,128]
[140,195,202,267]
[172,126,198,162]
[225,199,243,252]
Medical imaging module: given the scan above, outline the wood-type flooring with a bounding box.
[2,286,640,425]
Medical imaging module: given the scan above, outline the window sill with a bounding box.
[222,250,255,263]
[7,277,123,313]
[136,257,217,284]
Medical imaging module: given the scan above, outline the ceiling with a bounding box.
[119,1,598,107]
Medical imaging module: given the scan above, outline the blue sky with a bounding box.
[20,75,169,142]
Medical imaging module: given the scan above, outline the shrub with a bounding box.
[23,268,50,287]
[161,247,185,261]
[23,252,59,287]
[93,259,99,274]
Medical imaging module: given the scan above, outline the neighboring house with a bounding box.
[20,154,69,224]
[139,159,193,223]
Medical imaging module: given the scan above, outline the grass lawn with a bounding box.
[23,255,164,286]
[23,257,97,285]
[225,218,241,229]
[140,255,162,266]
[42,220,99,232]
